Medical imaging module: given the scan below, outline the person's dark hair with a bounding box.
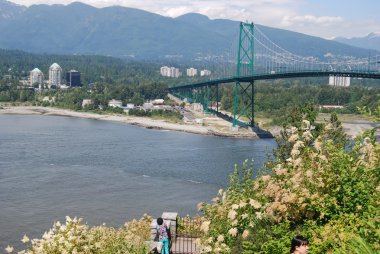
[157,217,163,225]
[290,235,308,253]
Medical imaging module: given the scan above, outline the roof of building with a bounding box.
[49,63,62,70]
[31,68,42,73]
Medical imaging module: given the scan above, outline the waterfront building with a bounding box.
[49,63,62,88]
[66,70,81,87]
[82,99,93,108]
[329,75,350,87]
[126,103,135,109]
[319,105,344,109]
[200,69,211,76]
[30,68,44,86]
[152,99,165,105]
[186,68,197,77]
[143,102,153,109]
[108,99,123,108]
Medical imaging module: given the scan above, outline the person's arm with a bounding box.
[167,226,171,242]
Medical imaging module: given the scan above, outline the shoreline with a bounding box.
[0,106,263,139]
[0,106,377,138]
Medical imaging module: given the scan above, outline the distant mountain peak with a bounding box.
[177,13,210,19]
[0,0,23,6]
[367,32,380,39]
[176,12,210,24]
[0,0,26,19]
[333,32,380,51]
[67,1,92,7]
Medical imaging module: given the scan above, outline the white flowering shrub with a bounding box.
[8,214,152,254]
[198,116,380,253]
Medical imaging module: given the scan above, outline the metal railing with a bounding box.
[170,216,202,254]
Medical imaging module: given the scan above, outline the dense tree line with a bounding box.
[38,82,169,111]
[218,80,380,125]
[0,49,161,85]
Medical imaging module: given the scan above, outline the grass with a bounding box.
[316,113,373,123]
[150,115,183,123]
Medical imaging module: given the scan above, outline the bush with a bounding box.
[13,215,152,254]
[198,115,380,253]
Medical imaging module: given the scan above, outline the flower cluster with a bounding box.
[7,214,152,254]
[198,117,380,253]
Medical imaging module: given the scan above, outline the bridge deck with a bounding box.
[169,71,380,91]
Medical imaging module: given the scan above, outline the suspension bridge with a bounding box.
[169,22,380,128]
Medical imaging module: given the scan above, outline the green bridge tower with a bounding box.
[233,22,255,127]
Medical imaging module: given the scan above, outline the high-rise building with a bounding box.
[30,68,44,86]
[186,68,197,77]
[160,66,181,77]
[66,70,81,87]
[49,63,62,88]
[170,67,180,78]
[160,66,169,76]
[329,75,350,87]
[200,69,211,76]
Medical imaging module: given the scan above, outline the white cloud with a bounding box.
[163,6,194,18]
[281,15,344,27]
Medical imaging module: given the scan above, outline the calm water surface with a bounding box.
[0,115,276,249]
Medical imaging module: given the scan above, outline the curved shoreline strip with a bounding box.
[0,106,261,139]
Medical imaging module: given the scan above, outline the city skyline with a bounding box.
[8,0,380,39]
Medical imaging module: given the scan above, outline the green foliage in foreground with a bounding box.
[357,99,380,122]
[197,116,380,254]
[12,215,152,254]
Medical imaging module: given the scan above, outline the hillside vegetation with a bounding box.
[198,115,380,253]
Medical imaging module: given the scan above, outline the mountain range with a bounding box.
[0,0,378,61]
[334,33,380,52]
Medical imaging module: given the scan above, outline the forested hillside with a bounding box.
[0,0,377,60]
[0,49,161,84]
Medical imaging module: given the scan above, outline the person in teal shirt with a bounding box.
[156,217,170,254]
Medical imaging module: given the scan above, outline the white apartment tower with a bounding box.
[200,69,211,76]
[49,63,62,88]
[30,68,44,86]
[186,68,197,77]
[329,75,351,87]
[170,67,180,78]
[160,66,181,78]
[160,66,169,76]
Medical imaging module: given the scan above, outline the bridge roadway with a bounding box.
[169,71,380,91]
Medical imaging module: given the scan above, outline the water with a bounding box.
[0,115,276,250]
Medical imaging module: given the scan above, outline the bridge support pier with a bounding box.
[232,81,255,127]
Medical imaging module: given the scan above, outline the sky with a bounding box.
[9,0,380,39]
